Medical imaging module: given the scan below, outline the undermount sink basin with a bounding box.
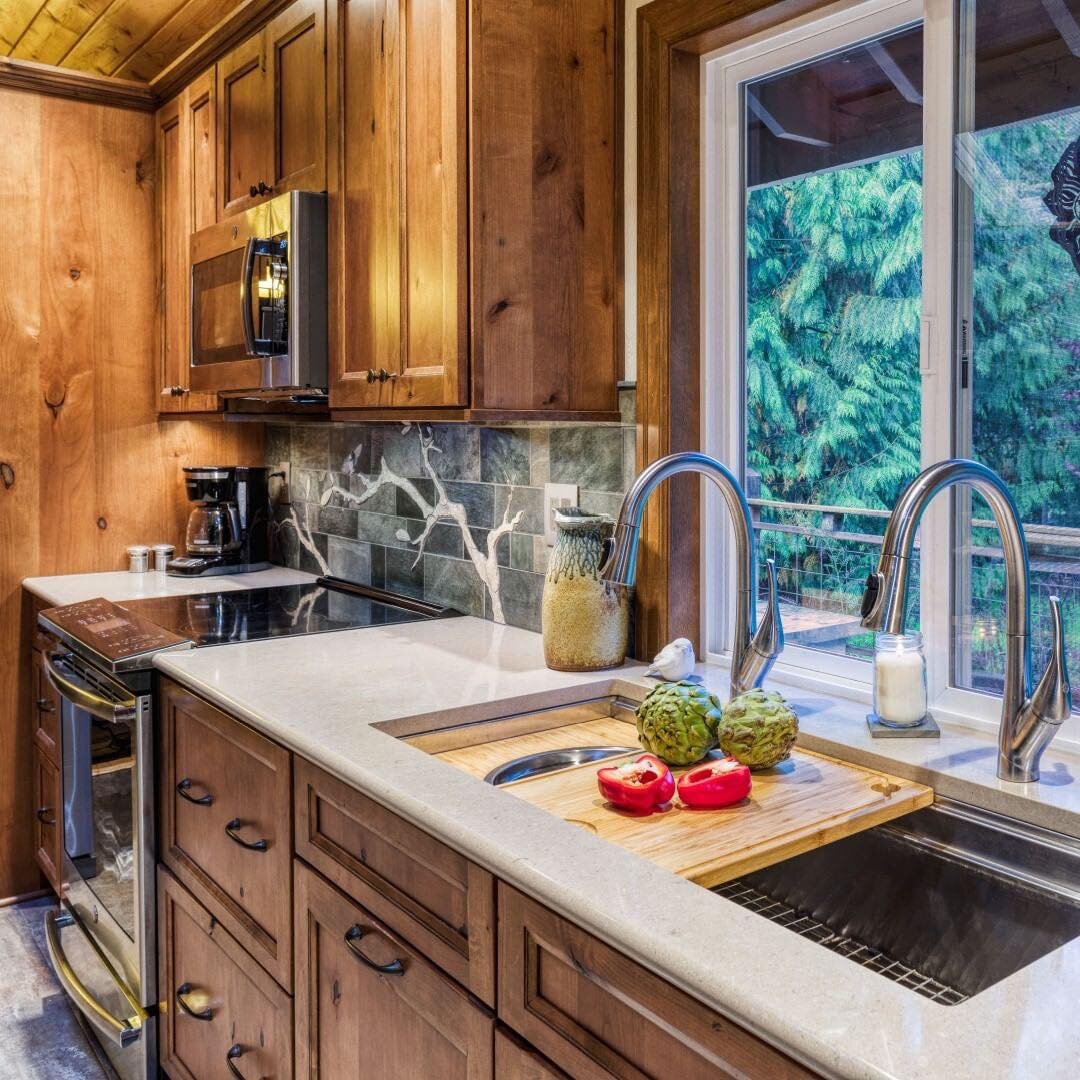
[715,798,1080,1004]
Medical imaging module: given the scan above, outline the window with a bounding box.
[704,0,1079,718]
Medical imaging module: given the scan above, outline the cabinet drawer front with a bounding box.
[498,885,818,1080]
[160,679,293,989]
[294,757,495,1004]
[495,1027,568,1079]
[158,868,292,1080]
[31,649,60,763]
[294,860,494,1079]
[32,746,61,891]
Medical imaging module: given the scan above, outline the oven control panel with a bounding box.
[39,597,191,666]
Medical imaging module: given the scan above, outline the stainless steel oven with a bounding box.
[189,189,327,397]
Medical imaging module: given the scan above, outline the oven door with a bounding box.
[189,193,293,394]
[41,650,156,1079]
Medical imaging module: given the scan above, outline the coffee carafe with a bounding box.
[167,466,272,577]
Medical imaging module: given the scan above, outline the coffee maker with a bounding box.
[167,466,273,577]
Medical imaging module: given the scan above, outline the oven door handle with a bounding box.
[45,910,146,1049]
[42,652,136,724]
[240,235,260,358]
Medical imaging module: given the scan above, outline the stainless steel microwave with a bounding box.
[189,190,327,397]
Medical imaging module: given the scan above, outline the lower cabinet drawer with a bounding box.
[158,867,293,1080]
[31,649,60,763]
[498,884,819,1080]
[294,859,495,1078]
[32,745,61,891]
[294,756,496,1004]
[159,678,293,989]
[495,1026,568,1078]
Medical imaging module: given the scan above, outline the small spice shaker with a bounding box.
[126,545,150,573]
[152,543,175,571]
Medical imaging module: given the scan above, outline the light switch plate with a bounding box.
[543,483,579,546]
[269,461,291,506]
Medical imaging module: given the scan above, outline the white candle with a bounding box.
[874,647,927,727]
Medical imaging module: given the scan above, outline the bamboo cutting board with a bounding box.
[491,737,933,888]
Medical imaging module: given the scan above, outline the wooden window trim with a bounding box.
[634,0,840,658]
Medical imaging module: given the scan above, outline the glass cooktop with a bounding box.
[117,577,457,648]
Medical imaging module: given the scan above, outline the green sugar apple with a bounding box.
[635,681,722,766]
[717,689,798,769]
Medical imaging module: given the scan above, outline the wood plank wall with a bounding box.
[0,87,262,900]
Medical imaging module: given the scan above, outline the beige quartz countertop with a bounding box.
[23,572,1080,1079]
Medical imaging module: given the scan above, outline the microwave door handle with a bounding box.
[240,235,259,358]
[42,652,136,724]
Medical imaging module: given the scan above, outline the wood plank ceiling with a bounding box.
[0,0,246,83]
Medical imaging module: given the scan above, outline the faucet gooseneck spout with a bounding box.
[860,459,1071,783]
[601,452,784,700]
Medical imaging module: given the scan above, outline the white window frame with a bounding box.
[697,0,1061,740]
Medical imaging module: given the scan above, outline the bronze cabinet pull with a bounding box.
[174,983,213,1021]
[176,779,213,806]
[36,807,54,826]
[35,697,56,713]
[224,818,269,852]
[344,924,405,976]
[226,1043,246,1078]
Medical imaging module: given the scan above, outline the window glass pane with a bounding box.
[743,25,924,661]
[954,0,1080,710]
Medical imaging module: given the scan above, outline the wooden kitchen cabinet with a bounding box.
[498,884,819,1080]
[155,70,223,415]
[159,678,294,990]
[294,859,495,1078]
[158,867,293,1080]
[294,756,496,1004]
[30,650,59,765]
[328,0,468,411]
[32,745,61,891]
[495,1027,569,1079]
[218,0,327,217]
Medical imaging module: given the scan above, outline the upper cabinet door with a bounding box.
[267,0,327,194]
[217,32,273,217]
[328,0,467,411]
[469,0,621,419]
[218,0,327,219]
[187,69,218,234]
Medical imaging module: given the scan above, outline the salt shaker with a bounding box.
[871,632,928,728]
[126,545,150,573]
[152,543,175,571]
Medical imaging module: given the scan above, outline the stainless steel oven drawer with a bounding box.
[44,906,155,1080]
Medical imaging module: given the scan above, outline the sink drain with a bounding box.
[714,880,968,1006]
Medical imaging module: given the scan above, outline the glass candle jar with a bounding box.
[872,632,928,728]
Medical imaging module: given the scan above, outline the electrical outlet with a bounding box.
[269,461,291,506]
[544,483,579,546]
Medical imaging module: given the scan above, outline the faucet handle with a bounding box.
[1028,596,1072,728]
[734,558,785,695]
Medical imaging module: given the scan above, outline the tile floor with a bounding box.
[0,897,113,1078]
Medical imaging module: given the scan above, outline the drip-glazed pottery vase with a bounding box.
[542,508,629,671]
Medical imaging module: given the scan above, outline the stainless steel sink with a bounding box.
[484,745,638,786]
[714,798,1080,1004]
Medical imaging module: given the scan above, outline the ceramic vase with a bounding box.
[542,508,629,671]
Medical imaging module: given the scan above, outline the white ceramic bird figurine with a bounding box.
[645,637,696,682]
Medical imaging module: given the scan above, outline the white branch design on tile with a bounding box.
[278,506,331,575]
[324,425,523,622]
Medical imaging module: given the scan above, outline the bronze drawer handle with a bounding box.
[344,924,405,976]
[176,779,213,806]
[36,807,54,826]
[224,818,269,852]
[226,1043,246,1078]
[35,697,56,713]
[175,983,213,1021]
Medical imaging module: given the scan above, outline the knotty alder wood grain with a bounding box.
[0,88,261,899]
[0,0,246,82]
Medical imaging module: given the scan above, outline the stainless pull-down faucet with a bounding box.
[860,458,1072,783]
[600,452,784,700]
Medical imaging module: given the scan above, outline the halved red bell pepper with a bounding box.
[676,757,751,809]
[597,754,675,813]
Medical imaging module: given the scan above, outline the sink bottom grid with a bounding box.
[714,880,969,1006]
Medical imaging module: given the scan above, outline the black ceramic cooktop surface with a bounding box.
[118,577,456,648]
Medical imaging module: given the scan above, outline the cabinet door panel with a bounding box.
[32,746,61,891]
[269,0,326,192]
[31,649,60,764]
[187,70,217,232]
[158,868,292,1080]
[218,33,272,217]
[294,860,494,1079]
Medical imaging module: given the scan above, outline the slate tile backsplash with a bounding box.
[269,391,635,633]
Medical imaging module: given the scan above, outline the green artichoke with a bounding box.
[635,681,722,766]
[717,689,798,769]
